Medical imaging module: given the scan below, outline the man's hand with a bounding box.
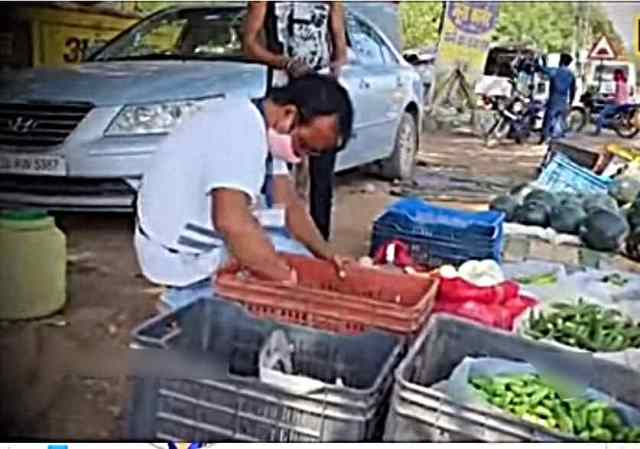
[331,253,356,279]
[286,56,313,78]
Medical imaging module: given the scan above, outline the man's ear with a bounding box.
[280,104,298,132]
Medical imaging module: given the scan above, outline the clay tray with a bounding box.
[216,253,440,335]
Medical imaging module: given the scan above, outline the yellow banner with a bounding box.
[435,2,500,88]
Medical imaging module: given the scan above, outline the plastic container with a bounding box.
[128,298,405,442]
[383,314,640,442]
[0,209,66,320]
[535,152,612,195]
[370,199,504,267]
[376,198,504,241]
[215,253,439,335]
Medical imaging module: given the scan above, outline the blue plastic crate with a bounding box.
[370,225,503,267]
[377,198,504,242]
[535,152,612,195]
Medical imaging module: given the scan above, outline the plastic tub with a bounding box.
[128,298,405,442]
[0,209,66,320]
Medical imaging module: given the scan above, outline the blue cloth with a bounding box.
[160,229,312,311]
[595,103,625,134]
[540,66,576,141]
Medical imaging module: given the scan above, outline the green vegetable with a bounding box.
[468,374,636,442]
[523,299,640,352]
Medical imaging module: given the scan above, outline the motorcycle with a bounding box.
[482,88,544,145]
[567,91,640,139]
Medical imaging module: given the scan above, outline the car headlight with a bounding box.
[104,99,208,136]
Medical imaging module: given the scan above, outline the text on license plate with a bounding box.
[0,153,66,176]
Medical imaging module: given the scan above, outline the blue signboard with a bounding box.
[447,2,499,35]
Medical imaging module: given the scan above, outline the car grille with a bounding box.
[0,102,93,150]
[0,175,134,197]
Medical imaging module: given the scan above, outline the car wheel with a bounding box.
[381,112,418,180]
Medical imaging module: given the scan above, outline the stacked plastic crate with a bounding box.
[371,198,505,267]
[128,255,440,442]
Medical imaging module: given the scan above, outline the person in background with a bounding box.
[594,68,629,136]
[243,1,348,242]
[134,75,354,311]
[537,53,577,145]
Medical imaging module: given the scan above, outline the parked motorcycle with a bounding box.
[482,88,544,145]
[567,91,640,139]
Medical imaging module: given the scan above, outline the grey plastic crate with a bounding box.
[383,315,640,442]
[127,298,404,442]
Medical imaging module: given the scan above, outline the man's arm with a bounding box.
[329,1,348,66]
[271,174,334,260]
[212,188,293,281]
[243,1,288,70]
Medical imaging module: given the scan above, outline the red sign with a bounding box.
[588,35,617,60]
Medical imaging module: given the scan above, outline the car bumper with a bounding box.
[0,175,137,212]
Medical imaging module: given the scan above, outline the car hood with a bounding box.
[0,60,268,106]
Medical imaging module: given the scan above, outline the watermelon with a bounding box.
[524,189,557,208]
[580,209,630,252]
[549,204,587,235]
[489,195,518,221]
[608,177,640,206]
[509,183,536,204]
[582,193,619,214]
[513,201,549,227]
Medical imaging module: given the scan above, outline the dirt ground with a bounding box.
[1,131,547,439]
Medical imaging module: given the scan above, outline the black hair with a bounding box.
[269,74,354,151]
[559,53,573,67]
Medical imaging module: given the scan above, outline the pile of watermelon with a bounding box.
[490,179,640,253]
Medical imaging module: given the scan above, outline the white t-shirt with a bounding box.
[134,97,289,287]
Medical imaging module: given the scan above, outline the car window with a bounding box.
[379,40,398,65]
[346,14,384,66]
[92,7,247,62]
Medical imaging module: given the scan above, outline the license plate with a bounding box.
[0,153,66,176]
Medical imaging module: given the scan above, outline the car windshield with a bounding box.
[91,7,247,62]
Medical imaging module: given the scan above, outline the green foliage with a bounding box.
[400,2,444,49]
[400,1,624,55]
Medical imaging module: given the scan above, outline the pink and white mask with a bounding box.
[267,128,301,164]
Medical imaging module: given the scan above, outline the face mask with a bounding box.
[267,128,301,164]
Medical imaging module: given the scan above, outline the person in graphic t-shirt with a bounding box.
[243,1,348,242]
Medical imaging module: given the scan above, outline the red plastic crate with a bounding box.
[215,253,440,335]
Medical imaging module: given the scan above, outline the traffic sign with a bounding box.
[588,35,617,60]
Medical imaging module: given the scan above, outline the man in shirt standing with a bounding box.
[537,53,577,145]
[134,75,354,310]
[243,1,348,242]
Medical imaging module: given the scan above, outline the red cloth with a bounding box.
[373,240,415,268]
[437,277,520,304]
[434,275,538,331]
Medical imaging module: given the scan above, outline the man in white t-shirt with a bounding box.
[134,74,354,310]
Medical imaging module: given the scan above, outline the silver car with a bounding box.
[0,4,423,211]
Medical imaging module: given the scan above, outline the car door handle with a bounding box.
[359,79,371,89]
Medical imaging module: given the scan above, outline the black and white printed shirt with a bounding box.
[265,2,333,86]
